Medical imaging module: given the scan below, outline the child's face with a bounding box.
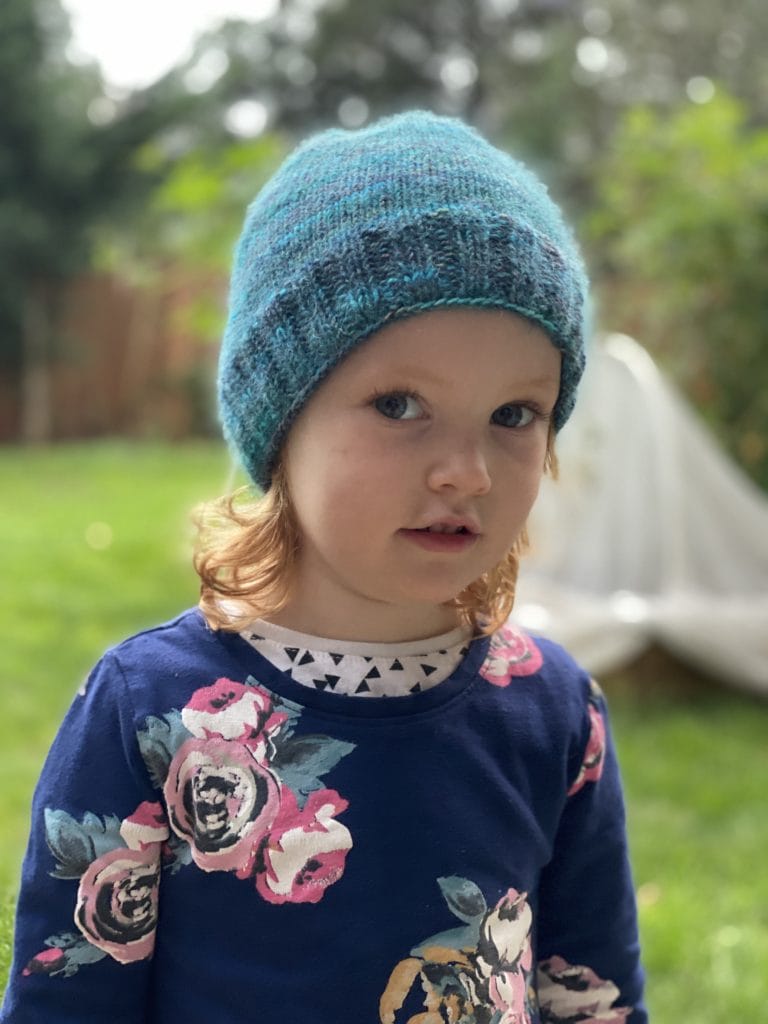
[279,307,561,640]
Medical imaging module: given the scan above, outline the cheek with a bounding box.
[291,429,404,506]
[288,456,375,549]
[493,449,547,519]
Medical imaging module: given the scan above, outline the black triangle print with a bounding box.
[365,665,381,680]
[355,680,371,693]
[330,652,345,665]
[298,651,315,666]
[324,675,340,689]
[410,682,422,693]
[363,656,373,663]
[285,647,300,662]
[390,659,404,671]
[438,649,447,655]
[421,663,438,676]
[250,633,264,642]
[314,679,330,691]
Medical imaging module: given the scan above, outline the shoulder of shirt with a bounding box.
[76,609,226,716]
[88,607,214,683]
[473,624,598,770]
[107,606,209,653]
[530,632,589,678]
[479,621,594,708]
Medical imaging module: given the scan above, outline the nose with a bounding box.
[425,438,492,497]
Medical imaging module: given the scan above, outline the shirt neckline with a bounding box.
[209,614,490,721]
[243,617,472,657]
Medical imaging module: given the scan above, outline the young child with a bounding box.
[2,111,647,1023]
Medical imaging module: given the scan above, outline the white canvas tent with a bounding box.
[514,333,768,695]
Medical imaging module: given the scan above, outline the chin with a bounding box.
[386,581,473,609]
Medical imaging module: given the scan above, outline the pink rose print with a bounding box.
[22,947,66,977]
[181,678,288,761]
[567,703,606,797]
[488,968,531,1024]
[479,625,543,687]
[23,679,356,987]
[164,737,280,872]
[537,956,631,1024]
[254,787,352,904]
[74,846,161,964]
[476,888,534,1023]
[119,801,169,850]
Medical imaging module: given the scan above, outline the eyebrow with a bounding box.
[385,365,452,387]
[386,366,561,390]
[513,375,562,389]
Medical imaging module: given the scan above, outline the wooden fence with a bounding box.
[0,271,222,443]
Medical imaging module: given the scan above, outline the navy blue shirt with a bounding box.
[2,610,646,1023]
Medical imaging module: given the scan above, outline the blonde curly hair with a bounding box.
[195,430,557,637]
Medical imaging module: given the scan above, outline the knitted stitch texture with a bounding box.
[218,110,589,489]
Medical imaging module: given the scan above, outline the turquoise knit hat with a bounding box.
[219,110,588,489]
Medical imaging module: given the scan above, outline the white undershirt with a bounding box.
[239,619,472,697]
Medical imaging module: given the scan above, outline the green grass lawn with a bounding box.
[0,442,231,884]
[1,441,766,1021]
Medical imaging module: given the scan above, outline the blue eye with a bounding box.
[491,403,535,428]
[373,392,424,420]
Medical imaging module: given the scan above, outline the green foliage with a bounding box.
[96,135,286,342]
[197,0,590,174]
[149,135,284,259]
[0,0,219,381]
[585,89,768,487]
[108,0,768,471]
[5,0,765,467]
[0,0,100,361]
[191,0,768,194]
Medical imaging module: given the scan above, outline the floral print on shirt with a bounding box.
[23,677,355,978]
[380,878,630,1024]
[379,877,537,1024]
[568,679,607,797]
[537,956,631,1024]
[478,629,608,802]
[479,624,544,686]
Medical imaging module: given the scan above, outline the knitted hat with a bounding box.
[219,110,588,490]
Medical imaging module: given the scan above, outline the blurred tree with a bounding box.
[0,0,207,440]
[585,89,768,489]
[6,0,764,462]
[164,0,766,483]
[98,133,286,340]
[0,0,93,438]
[186,0,587,190]
[90,134,286,436]
[184,0,768,198]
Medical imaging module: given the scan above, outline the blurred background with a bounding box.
[1,0,767,1019]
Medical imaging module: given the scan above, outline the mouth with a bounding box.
[417,524,473,535]
[398,518,480,552]
[415,517,480,536]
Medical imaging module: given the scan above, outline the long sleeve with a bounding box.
[1,652,162,1023]
[535,678,647,1023]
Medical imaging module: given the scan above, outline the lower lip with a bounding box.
[398,529,479,553]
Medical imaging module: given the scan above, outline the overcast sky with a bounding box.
[62,0,277,89]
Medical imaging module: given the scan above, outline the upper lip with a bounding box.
[408,515,481,535]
